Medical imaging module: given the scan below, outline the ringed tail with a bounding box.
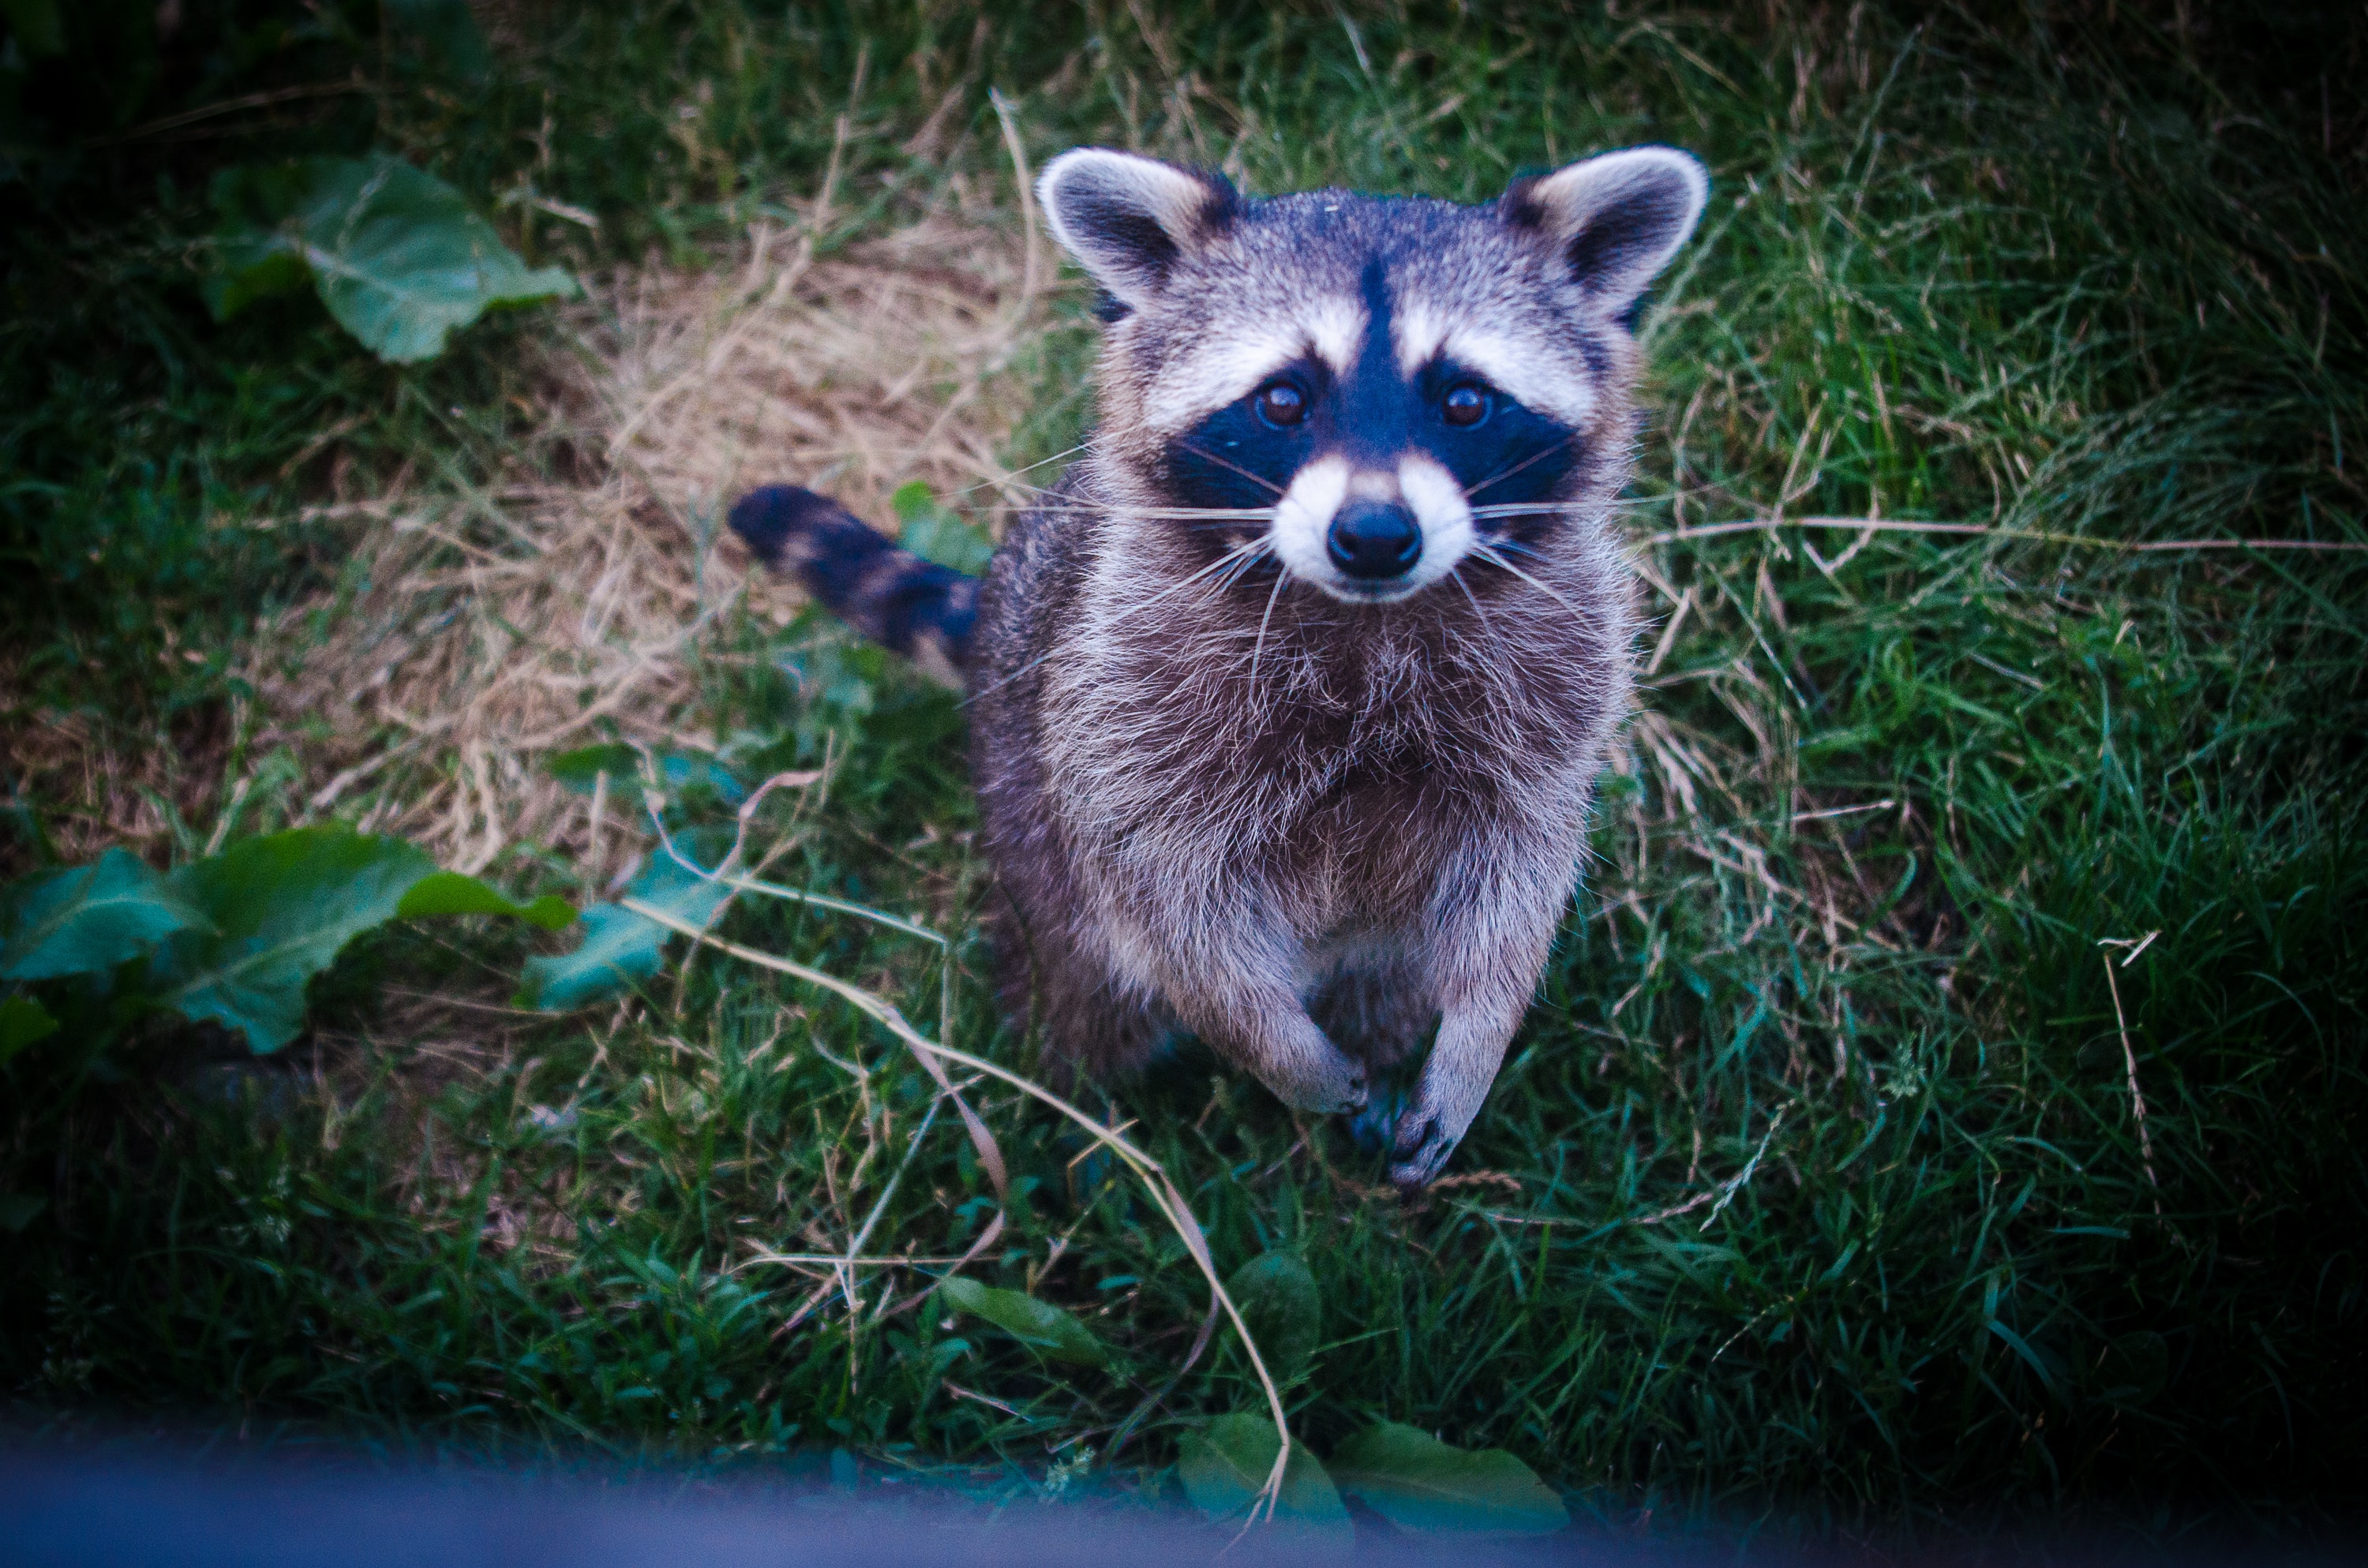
[728,485,980,688]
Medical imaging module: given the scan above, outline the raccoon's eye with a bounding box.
[1255,382,1307,428]
[1442,383,1491,428]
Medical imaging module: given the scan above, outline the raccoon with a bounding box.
[730,144,1707,1187]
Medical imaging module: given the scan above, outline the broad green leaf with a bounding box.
[1226,1252,1321,1382]
[1,848,209,982]
[1329,1422,1568,1536]
[395,871,576,930]
[0,994,59,1066]
[937,1276,1107,1368]
[208,156,577,364]
[1175,1415,1350,1547]
[156,829,440,1053]
[155,828,569,1053]
[0,1192,47,1233]
[514,904,661,1012]
[203,244,315,320]
[515,848,731,1012]
[204,162,320,319]
[545,745,745,808]
[893,481,995,575]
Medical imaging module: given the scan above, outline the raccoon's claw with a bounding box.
[1304,1065,1369,1116]
[1388,1113,1459,1191]
[1242,1018,1369,1115]
[1387,1016,1510,1188]
[1265,1057,1366,1115]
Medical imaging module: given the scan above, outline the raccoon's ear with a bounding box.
[1502,146,1708,318]
[1037,148,1241,313]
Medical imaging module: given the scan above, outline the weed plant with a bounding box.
[5,0,2364,1540]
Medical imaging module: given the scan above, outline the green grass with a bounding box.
[6,0,2366,1544]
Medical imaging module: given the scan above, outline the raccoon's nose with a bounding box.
[1326,501,1421,581]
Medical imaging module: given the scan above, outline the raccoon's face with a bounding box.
[1040,145,1707,604]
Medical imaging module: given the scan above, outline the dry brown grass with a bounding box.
[249,200,1052,873]
[0,671,245,874]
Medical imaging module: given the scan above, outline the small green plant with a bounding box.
[939,1277,1110,1368]
[1178,1416,1353,1545]
[206,155,579,365]
[512,744,760,1012]
[1156,1250,1566,1540]
[1328,1424,1572,1536]
[1177,1415,1568,1542]
[515,840,730,1012]
[893,482,997,576]
[0,828,575,1060]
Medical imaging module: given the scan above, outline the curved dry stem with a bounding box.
[615,896,1298,1517]
[636,777,1006,1196]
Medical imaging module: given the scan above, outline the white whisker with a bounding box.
[1247,564,1291,690]
[1107,507,1281,522]
[972,504,1279,522]
[963,533,1272,708]
[942,444,1088,505]
[1463,433,1584,501]
[1466,500,1587,518]
[1470,542,1599,628]
[1214,539,1274,593]
[1173,438,1287,498]
[1446,563,1502,657]
[1465,497,1654,521]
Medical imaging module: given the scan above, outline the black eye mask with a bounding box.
[1160,256,1585,531]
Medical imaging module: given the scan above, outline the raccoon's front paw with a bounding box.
[1388,1112,1460,1191]
[1388,1073,1486,1189]
[1274,1060,1368,1116]
[1385,1017,1512,1188]
[1213,1010,1368,1115]
[1257,1042,1368,1116]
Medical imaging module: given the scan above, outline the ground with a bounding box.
[2,0,2364,1545]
